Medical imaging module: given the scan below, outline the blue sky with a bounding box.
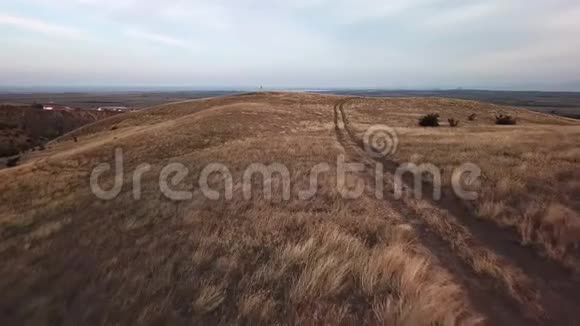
[1,0,579,90]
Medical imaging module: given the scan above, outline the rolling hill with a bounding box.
[0,105,118,159]
[0,92,579,325]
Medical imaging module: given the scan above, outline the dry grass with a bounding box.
[192,281,226,315]
[344,97,580,269]
[0,92,578,325]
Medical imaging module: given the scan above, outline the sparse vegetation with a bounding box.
[468,113,477,121]
[0,104,116,157]
[418,113,440,127]
[0,143,20,157]
[448,118,459,127]
[495,114,517,125]
[0,122,19,130]
[6,155,20,167]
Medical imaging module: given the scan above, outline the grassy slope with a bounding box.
[0,92,579,325]
[0,105,117,158]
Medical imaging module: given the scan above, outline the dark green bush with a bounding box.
[419,113,440,127]
[495,114,517,125]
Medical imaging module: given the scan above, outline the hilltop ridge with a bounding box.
[1,92,579,325]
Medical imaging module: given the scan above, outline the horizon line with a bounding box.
[2,86,580,94]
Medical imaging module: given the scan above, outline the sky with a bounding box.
[1,0,580,91]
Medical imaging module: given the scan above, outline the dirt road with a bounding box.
[333,98,580,325]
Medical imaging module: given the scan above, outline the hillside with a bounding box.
[0,105,117,159]
[0,92,579,325]
[0,91,239,110]
[327,89,580,119]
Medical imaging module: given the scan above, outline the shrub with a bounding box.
[0,122,19,130]
[418,113,440,127]
[6,156,20,167]
[495,114,517,125]
[31,103,44,110]
[45,129,61,139]
[448,118,460,127]
[468,113,477,121]
[0,145,19,157]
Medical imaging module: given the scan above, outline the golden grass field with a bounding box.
[0,92,579,325]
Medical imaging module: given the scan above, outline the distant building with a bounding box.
[97,106,129,112]
[43,104,72,111]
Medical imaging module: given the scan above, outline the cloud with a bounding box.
[124,29,199,50]
[0,13,83,38]
[545,4,580,30]
[72,0,139,11]
[263,0,443,23]
[3,0,580,89]
[332,0,440,22]
[159,2,230,30]
[422,2,502,28]
[467,38,580,76]
[43,0,232,30]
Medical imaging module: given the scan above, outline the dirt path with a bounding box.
[332,98,580,325]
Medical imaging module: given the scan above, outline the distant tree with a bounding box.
[0,144,20,157]
[31,103,44,110]
[0,122,18,130]
[46,129,61,139]
[0,104,16,110]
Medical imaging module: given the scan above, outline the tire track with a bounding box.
[337,98,580,325]
[333,99,543,325]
